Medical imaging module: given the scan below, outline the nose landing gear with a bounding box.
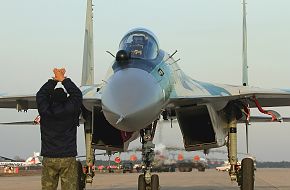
[138,121,160,190]
[138,174,160,190]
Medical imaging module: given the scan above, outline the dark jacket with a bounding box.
[36,78,82,158]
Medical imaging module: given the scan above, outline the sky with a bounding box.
[0,0,290,161]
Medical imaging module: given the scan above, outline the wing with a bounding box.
[169,80,290,108]
[167,79,290,125]
[0,85,102,111]
[0,94,36,111]
[167,81,290,151]
[0,118,87,126]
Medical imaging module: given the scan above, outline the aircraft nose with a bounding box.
[101,68,164,132]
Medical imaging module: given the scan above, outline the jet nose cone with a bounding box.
[101,68,164,132]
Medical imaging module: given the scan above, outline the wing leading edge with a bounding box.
[169,83,290,108]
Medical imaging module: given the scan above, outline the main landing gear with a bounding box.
[227,121,255,190]
[228,124,255,190]
[226,122,254,190]
[80,106,95,189]
[224,102,255,190]
[138,121,160,190]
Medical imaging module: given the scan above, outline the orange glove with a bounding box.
[53,68,66,82]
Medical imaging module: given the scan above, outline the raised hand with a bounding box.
[53,68,66,82]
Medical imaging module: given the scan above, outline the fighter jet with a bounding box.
[0,152,41,167]
[1,0,290,189]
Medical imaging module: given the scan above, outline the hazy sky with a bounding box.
[1,0,290,161]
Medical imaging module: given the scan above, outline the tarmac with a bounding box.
[0,169,290,190]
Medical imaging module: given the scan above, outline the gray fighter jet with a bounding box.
[1,0,290,189]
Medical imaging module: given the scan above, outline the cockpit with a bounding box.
[119,28,159,60]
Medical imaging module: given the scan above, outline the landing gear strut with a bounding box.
[228,119,239,181]
[225,103,255,190]
[80,106,96,189]
[227,121,255,190]
[138,121,160,190]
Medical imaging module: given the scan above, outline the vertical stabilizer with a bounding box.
[82,0,94,86]
[242,0,249,86]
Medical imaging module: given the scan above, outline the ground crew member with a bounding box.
[36,68,82,190]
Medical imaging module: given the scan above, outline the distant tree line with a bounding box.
[256,161,290,168]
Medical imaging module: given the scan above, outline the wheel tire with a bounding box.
[76,161,86,190]
[180,167,186,172]
[240,158,255,190]
[198,167,205,172]
[162,110,168,120]
[138,174,146,190]
[151,174,159,190]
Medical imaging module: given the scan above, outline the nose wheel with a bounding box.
[138,174,146,190]
[151,174,160,190]
[138,174,160,190]
[138,121,160,190]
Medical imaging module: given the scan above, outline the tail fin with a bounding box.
[81,0,94,86]
[242,0,249,86]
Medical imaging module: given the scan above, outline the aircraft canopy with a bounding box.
[119,29,159,60]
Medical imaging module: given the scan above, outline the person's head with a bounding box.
[51,88,67,102]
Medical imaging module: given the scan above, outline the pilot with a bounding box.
[130,35,147,57]
[36,68,82,190]
[132,35,146,45]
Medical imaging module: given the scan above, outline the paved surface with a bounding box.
[0,169,290,190]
